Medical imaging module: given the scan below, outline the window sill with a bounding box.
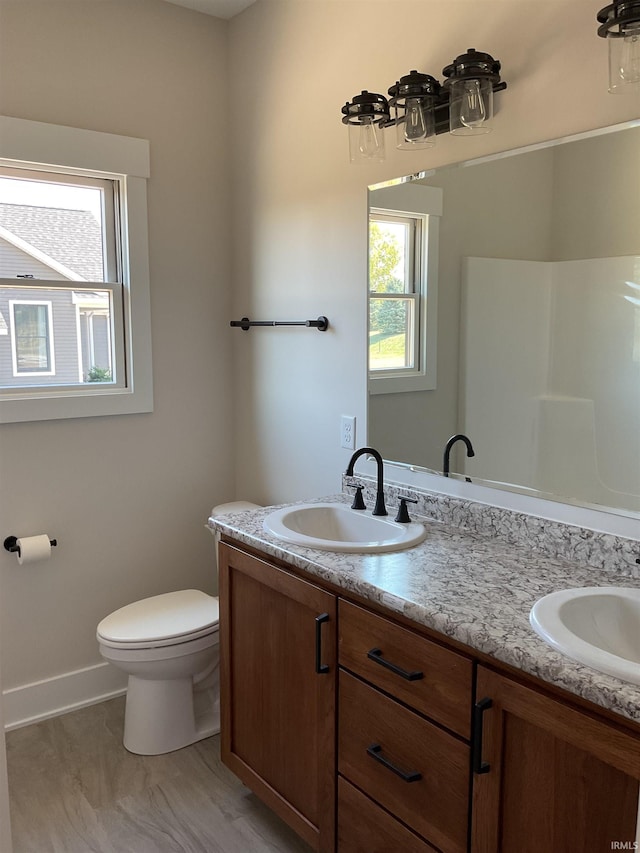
[369,372,436,395]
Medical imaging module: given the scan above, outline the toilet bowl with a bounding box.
[98,501,260,755]
[97,589,220,755]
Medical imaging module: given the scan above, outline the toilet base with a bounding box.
[123,671,220,755]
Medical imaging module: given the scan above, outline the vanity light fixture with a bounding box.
[597,1,640,92]
[341,48,506,164]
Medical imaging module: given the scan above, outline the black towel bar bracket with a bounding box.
[4,535,57,555]
[230,316,329,332]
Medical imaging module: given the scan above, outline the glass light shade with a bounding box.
[348,117,386,164]
[608,24,640,92]
[448,78,494,135]
[395,98,436,150]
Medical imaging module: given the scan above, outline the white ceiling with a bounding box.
[163,0,256,19]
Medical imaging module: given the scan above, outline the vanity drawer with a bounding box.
[338,599,472,738]
[337,776,438,853]
[338,670,469,853]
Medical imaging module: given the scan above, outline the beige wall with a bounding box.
[227,0,640,507]
[552,126,640,260]
[0,0,235,689]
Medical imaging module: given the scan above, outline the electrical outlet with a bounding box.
[341,415,356,450]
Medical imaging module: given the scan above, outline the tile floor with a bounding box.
[6,697,313,853]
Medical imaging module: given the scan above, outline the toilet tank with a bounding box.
[209,500,260,557]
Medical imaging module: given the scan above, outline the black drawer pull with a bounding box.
[472,696,493,774]
[366,743,422,783]
[367,647,424,681]
[315,613,330,674]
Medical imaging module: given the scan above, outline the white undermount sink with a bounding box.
[263,502,427,553]
[530,586,640,684]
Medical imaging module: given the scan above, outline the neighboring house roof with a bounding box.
[0,226,84,281]
[0,203,104,281]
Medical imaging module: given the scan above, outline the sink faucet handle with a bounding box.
[347,483,367,510]
[395,497,418,523]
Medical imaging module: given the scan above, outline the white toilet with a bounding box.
[97,589,221,755]
[97,500,260,756]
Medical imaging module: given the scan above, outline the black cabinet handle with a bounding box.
[472,696,493,774]
[367,647,424,681]
[366,743,422,783]
[315,613,330,674]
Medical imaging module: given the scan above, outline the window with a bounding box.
[369,213,421,374]
[368,181,441,395]
[0,167,123,389]
[0,116,152,423]
[10,301,54,375]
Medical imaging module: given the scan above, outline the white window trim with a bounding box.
[9,299,55,377]
[368,181,442,396]
[74,303,83,383]
[0,115,152,423]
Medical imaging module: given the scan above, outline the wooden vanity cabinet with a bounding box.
[218,542,337,852]
[471,666,640,853]
[219,540,640,853]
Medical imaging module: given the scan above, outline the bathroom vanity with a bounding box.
[211,498,640,853]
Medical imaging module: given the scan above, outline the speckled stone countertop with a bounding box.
[208,495,640,725]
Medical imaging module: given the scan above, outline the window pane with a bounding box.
[369,297,415,370]
[0,173,108,281]
[13,303,51,372]
[369,219,411,294]
[1,284,115,388]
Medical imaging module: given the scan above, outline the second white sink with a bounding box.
[263,502,426,553]
[530,586,640,684]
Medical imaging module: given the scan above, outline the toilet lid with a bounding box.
[97,590,219,647]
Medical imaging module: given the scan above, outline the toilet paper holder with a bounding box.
[3,535,57,556]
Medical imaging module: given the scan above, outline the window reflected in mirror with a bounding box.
[369,213,419,373]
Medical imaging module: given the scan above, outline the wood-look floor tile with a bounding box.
[7,697,313,853]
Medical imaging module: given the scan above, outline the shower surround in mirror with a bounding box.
[462,256,640,513]
[368,122,640,518]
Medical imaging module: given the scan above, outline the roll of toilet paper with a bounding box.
[16,534,51,566]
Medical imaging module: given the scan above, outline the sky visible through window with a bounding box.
[0,177,102,222]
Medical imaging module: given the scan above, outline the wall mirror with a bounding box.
[367,122,640,518]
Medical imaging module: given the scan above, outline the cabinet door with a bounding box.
[219,542,336,853]
[472,666,640,853]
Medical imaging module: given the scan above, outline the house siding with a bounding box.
[0,237,68,280]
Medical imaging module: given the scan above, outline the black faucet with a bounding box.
[345,447,387,516]
[443,433,475,477]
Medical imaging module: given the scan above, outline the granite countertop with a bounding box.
[209,495,640,725]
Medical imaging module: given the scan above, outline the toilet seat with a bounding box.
[97,589,219,650]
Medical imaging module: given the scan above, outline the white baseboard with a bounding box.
[2,662,127,731]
